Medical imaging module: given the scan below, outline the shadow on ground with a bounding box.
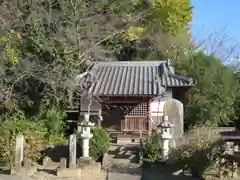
[106,167,200,180]
[108,166,141,175]
[0,167,10,175]
[40,143,83,163]
[37,168,56,175]
[141,167,200,180]
[40,144,69,163]
[108,144,140,164]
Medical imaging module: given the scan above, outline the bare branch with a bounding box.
[192,27,240,63]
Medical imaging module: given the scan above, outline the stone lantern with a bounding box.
[159,116,173,162]
[80,113,95,159]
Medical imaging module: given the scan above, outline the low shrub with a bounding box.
[0,106,45,166]
[38,106,67,145]
[0,104,67,167]
[142,130,162,162]
[89,127,110,160]
[169,124,221,177]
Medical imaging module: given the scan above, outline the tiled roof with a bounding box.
[77,61,193,96]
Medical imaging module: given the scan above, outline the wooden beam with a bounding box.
[102,100,148,104]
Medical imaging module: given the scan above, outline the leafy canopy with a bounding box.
[175,52,238,126]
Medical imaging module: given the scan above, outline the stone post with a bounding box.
[69,134,76,168]
[15,135,24,172]
[60,157,67,169]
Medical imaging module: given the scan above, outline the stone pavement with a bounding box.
[2,167,237,180]
[0,168,195,180]
[106,171,198,180]
[107,172,140,180]
[0,171,235,180]
[0,174,29,180]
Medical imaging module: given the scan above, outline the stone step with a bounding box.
[110,158,131,164]
[129,154,137,160]
[117,149,138,156]
[116,138,143,145]
[124,150,135,156]
[118,151,125,155]
[108,172,141,180]
[109,145,120,152]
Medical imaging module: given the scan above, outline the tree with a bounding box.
[175,52,238,126]
[194,28,240,63]
[233,71,240,127]
[0,0,147,111]
[106,0,193,61]
[146,0,193,36]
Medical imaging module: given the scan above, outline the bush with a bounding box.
[0,106,45,166]
[89,127,110,160]
[38,106,67,145]
[0,104,67,167]
[169,124,221,177]
[175,52,237,126]
[142,130,162,162]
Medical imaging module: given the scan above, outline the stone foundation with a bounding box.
[80,162,101,173]
[11,164,37,177]
[117,137,132,144]
[56,167,82,178]
[56,159,101,178]
[78,157,95,165]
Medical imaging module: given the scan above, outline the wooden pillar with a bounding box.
[125,117,128,132]
[148,101,152,135]
[77,96,81,132]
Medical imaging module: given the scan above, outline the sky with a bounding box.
[192,0,240,58]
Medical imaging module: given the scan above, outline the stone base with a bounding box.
[102,153,108,169]
[11,165,37,177]
[56,167,81,178]
[117,137,132,145]
[42,156,52,167]
[80,162,101,173]
[78,157,95,165]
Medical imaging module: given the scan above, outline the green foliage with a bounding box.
[149,0,193,36]
[89,127,110,160]
[0,0,155,108]
[142,130,161,162]
[0,105,44,166]
[175,52,238,126]
[123,27,146,41]
[233,71,240,127]
[171,124,220,176]
[113,0,193,61]
[0,29,22,65]
[0,104,67,166]
[38,105,67,144]
[0,0,194,110]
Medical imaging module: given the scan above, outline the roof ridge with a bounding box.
[93,60,167,67]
